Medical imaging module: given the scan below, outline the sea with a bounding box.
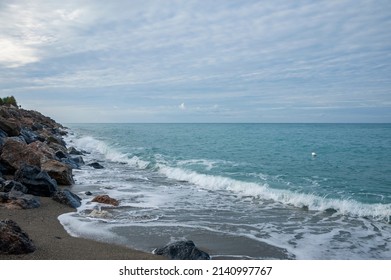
[58,123,391,260]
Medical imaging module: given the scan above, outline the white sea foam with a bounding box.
[157,165,391,220]
[70,136,150,168]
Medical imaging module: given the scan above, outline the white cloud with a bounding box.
[0,38,39,68]
[1,0,390,122]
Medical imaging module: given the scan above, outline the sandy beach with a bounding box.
[0,197,164,260]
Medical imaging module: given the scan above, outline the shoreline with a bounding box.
[0,196,164,260]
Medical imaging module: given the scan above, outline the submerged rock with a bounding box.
[88,209,112,218]
[0,219,36,254]
[88,162,104,169]
[153,240,210,260]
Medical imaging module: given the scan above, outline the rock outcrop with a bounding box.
[0,105,91,256]
[153,240,210,260]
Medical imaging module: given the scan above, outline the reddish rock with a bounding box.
[0,117,21,136]
[0,138,40,170]
[0,219,36,254]
[41,160,74,186]
[0,138,56,170]
[91,194,119,206]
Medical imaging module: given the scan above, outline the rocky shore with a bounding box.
[0,105,164,259]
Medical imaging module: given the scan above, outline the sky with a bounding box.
[0,0,390,123]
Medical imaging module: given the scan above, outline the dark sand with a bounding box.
[0,197,164,260]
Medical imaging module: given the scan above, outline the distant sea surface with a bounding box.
[59,123,391,259]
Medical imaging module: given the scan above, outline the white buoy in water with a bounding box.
[311,152,317,157]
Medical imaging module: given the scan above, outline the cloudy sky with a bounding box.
[1,0,390,123]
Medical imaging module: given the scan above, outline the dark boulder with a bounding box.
[153,240,210,260]
[20,128,40,144]
[55,150,67,159]
[88,162,104,169]
[0,219,36,254]
[0,129,7,147]
[0,160,15,175]
[61,155,84,169]
[14,164,58,197]
[68,147,83,155]
[0,180,28,193]
[52,189,81,208]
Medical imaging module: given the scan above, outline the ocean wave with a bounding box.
[70,135,150,169]
[157,165,391,221]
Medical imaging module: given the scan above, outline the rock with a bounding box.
[31,123,43,131]
[88,162,104,169]
[20,128,40,144]
[68,147,83,155]
[0,129,7,147]
[41,159,74,185]
[0,137,35,170]
[46,135,66,147]
[0,219,36,254]
[0,137,56,170]
[70,155,85,166]
[153,240,210,260]
[27,141,56,164]
[88,209,112,218]
[0,160,14,175]
[91,194,119,206]
[55,150,67,159]
[0,190,41,209]
[0,117,21,137]
[52,189,81,208]
[0,180,28,193]
[61,155,84,169]
[85,191,92,196]
[14,164,58,197]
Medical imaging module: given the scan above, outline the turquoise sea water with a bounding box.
[59,123,391,259]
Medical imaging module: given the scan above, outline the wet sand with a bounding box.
[0,197,164,260]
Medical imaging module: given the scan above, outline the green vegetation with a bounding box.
[0,96,18,107]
